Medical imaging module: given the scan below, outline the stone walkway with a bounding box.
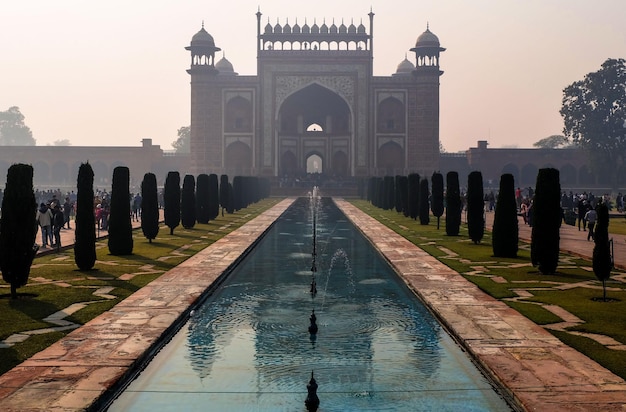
[1,200,626,410]
[336,200,626,411]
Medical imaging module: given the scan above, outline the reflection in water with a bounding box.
[109,198,511,411]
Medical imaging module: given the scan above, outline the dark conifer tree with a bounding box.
[196,174,210,224]
[74,162,97,270]
[383,176,395,210]
[467,171,485,244]
[181,174,196,229]
[492,173,519,257]
[219,175,230,216]
[0,164,37,298]
[431,172,444,229]
[140,172,159,243]
[399,176,409,217]
[226,182,234,214]
[108,166,133,255]
[395,175,403,213]
[208,174,220,220]
[593,202,612,301]
[531,168,561,274]
[418,178,430,225]
[445,171,462,236]
[164,171,181,235]
[407,173,420,220]
[367,177,375,203]
[232,176,243,211]
[376,178,385,209]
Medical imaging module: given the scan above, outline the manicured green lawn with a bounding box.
[349,199,626,380]
[0,198,280,375]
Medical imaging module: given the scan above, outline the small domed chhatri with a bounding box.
[394,55,415,76]
[191,25,217,48]
[414,24,441,48]
[216,54,238,75]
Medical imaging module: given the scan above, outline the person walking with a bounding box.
[52,203,64,250]
[63,197,72,229]
[36,202,53,248]
[585,206,598,241]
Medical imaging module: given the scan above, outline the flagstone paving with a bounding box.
[1,199,626,410]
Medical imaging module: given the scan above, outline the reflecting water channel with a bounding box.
[108,196,512,411]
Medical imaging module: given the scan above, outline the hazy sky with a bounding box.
[1,1,624,152]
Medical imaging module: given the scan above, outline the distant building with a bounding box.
[186,12,444,178]
[439,140,624,191]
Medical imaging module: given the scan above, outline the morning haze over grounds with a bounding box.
[1,1,626,411]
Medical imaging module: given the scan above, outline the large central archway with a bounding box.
[277,83,352,178]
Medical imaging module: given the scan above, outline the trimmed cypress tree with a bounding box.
[0,164,38,298]
[467,171,485,244]
[593,202,612,301]
[181,174,196,229]
[108,166,133,255]
[232,176,242,211]
[531,168,561,275]
[227,182,234,214]
[492,173,519,257]
[399,176,409,217]
[383,176,395,210]
[208,174,220,220]
[431,172,444,229]
[140,172,159,243]
[196,174,210,224]
[164,171,181,235]
[74,162,97,270]
[219,175,230,216]
[418,178,430,225]
[394,175,403,213]
[445,171,462,236]
[407,173,420,220]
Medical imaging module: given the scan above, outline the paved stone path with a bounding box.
[1,200,626,410]
[337,200,626,411]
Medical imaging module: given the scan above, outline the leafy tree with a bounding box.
[52,139,72,146]
[140,172,159,243]
[418,178,430,225]
[431,172,444,229]
[492,173,519,258]
[108,166,133,255]
[0,164,37,298]
[533,135,570,149]
[164,171,181,235]
[0,107,36,146]
[196,174,210,224]
[208,174,220,220]
[467,171,485,244]
[171,126,190,153]
[445,171,462,236]
[593,202,612,301]
[74,163,97,270]
[531,168,561,274]
[181,174,196,229]
[407,173,420,220]
[561,58,626,190]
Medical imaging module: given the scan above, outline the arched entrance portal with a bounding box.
[306,154,323,174]
[277,83,352,178]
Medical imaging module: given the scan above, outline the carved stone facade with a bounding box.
[186,11,445,179]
